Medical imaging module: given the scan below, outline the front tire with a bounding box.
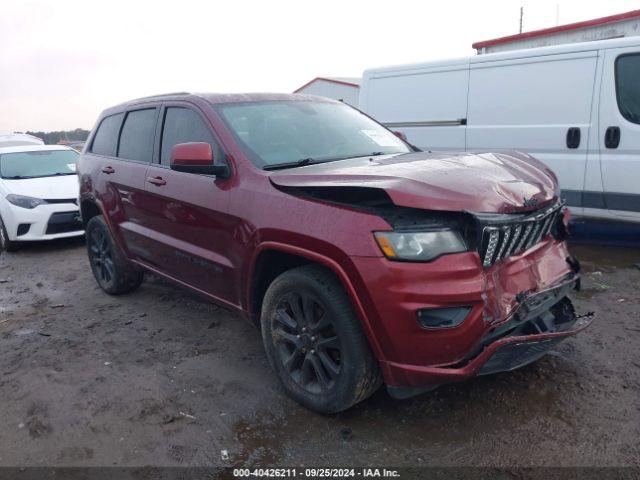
[261,265,382,413]
[0,215,18,252]
[86,215,143,295]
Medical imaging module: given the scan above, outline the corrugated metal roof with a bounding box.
[473,9,640,50]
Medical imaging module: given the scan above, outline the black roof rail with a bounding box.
[128,92,191,102]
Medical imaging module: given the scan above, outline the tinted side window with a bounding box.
[160,107,223,165]
[118,109,157,162]
[616,54,640,124]
[91,113,123,156]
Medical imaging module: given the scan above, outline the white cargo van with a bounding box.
[359,37,640,222]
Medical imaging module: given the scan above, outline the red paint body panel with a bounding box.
[269,151,559,214]
[78,93,589,393]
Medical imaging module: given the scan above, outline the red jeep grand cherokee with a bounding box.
[78,92,591,413]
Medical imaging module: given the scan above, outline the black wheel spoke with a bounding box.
[283,347,304,372]
[300,356,315,385]
[289,293,305,325]
[308,353,331,389]
[311,311,331,333]
[315,335,339,350]
[302,295,316,324]
[275,309,298,330]
[274,329,302,347]
[103,258,115,281]
[317,350,340,378]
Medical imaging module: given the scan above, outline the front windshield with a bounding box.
[0,149,78,179]
[216,100,411,168]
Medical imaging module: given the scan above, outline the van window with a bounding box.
[118,109,157,162]
[91,113,123,156]
[615,54,640,124]
[160,107,222,165]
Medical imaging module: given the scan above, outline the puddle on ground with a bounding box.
[569,244,640,272]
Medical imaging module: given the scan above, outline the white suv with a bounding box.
[0,144,83,251]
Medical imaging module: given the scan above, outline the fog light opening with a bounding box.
[417,306,472,329]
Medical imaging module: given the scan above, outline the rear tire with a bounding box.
[86,215,143,295]
[0,216,18,252]
[261,265,382,413]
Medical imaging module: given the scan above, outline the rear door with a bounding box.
[140,102,237,305]
[599,47,640,221]
[109,106,160,257]
[466,51,600,216]
[88,109,156,257]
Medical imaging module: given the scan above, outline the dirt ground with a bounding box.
[0,238,639,468]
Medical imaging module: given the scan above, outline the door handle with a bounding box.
[101,166,115,174]
[605,126,621,149]
[566,127,581,149]
[147,176,167,186]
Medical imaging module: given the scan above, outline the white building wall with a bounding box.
[297,80,360,107]
[480,17,640,53]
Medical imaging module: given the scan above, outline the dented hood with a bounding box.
[269,151,559,214]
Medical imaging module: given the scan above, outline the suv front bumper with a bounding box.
[350,236,591,397]
[386,277,591,398]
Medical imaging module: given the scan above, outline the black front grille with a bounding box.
[46,211,83,234]
[478,202,564,267]
[44,198,78,205]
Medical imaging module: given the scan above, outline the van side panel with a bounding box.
[360,64,469,151]
[598,46,640,221]
[466,52,599,212]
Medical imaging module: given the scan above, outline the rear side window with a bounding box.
[160,107,223,165]
[91,113,123,156]
[616,54,640,124]
[118,109,157,162]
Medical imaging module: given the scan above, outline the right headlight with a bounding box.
[374,230,467,261]
[6,194,47,209]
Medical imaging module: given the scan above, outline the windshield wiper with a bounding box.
[2,175,35,179]
[263,157,328,171]
[262,152,393,171]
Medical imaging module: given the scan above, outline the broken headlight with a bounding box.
[374,230,467,261]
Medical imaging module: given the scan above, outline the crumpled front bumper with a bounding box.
[386,273,592,399]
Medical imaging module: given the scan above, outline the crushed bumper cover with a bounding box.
[387,273,593,399]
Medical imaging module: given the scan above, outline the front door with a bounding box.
[599,47,640,221]
[140,103,238,306]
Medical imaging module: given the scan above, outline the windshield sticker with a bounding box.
[67,163,77,171]
[360,129,399,147]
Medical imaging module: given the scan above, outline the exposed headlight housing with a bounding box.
[5,194,47,209]
[374,230,467,261]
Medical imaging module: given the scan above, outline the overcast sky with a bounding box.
[1,0,638,132]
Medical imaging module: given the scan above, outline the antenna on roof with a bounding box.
[519,6,524,33]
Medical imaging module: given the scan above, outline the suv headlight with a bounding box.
[5,194,47,209]
[374,230,467,261]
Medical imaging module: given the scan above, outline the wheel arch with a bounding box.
[80,197,103,228]
[247,242,384,361]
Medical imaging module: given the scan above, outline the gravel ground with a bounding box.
[0,239,639,468]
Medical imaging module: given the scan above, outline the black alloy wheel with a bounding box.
[85,215,143,295]
[272,291,342,394]
[261,265,382,413]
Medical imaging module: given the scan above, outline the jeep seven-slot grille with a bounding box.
[479,202,563,268]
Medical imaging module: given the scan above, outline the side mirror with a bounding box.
[392,130,408,142]
[170,142,230,178]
